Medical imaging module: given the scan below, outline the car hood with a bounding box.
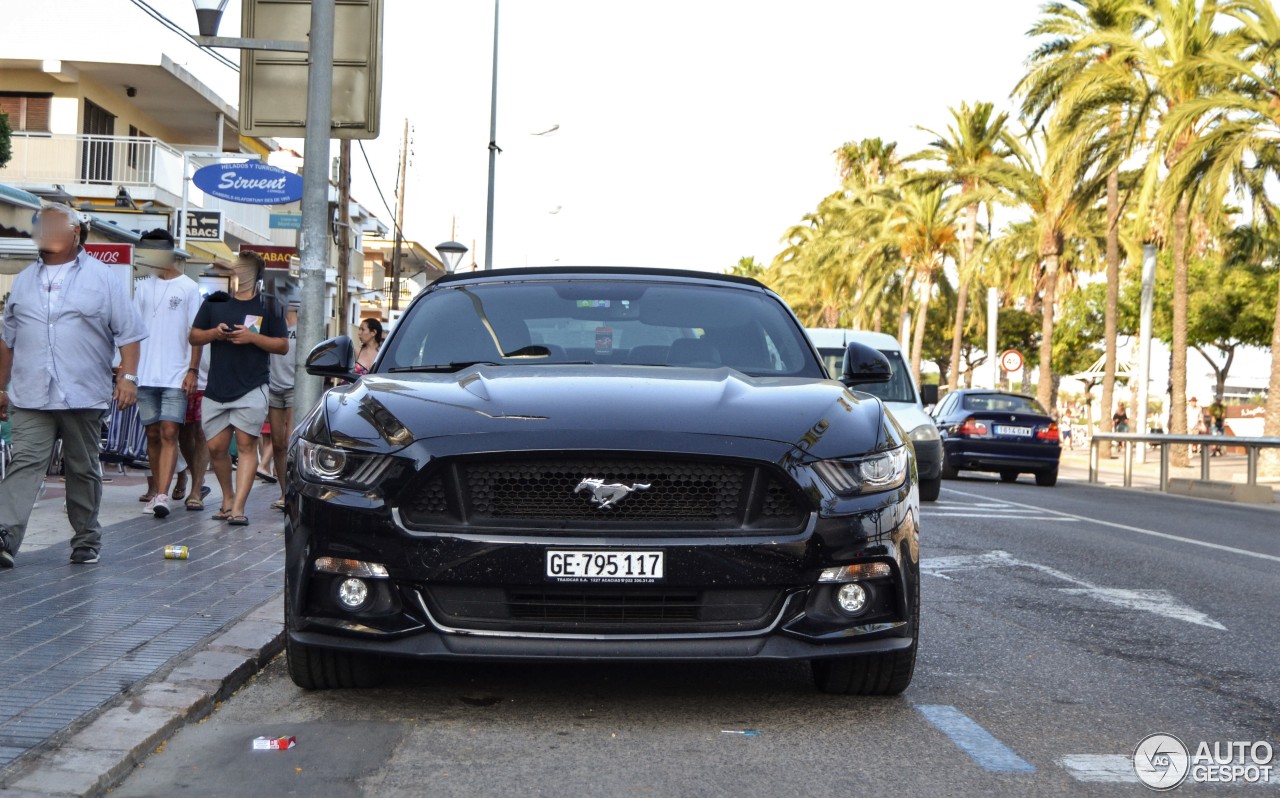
[321,365,887,459]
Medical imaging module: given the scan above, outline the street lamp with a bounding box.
[436,241,469,274]
[192,0,230,37]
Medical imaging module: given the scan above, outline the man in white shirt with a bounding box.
[132,229,203,519]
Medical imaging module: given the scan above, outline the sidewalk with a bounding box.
[0,467,286,785]
[1058,444,1280,504]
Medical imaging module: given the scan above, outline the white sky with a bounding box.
[138,0,1044,271]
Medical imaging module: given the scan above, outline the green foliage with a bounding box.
[1053,282,1108,378]
[0,113,11,171]
[728,256,766,281]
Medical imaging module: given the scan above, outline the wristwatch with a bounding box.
[122,374,139,385]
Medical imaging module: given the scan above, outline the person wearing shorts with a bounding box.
[189,254,288,526]
[133,229,203,520]
[267,302,298,510]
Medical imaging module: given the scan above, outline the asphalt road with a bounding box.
[115,476,1280,797]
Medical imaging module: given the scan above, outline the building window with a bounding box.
[0,92,53,133]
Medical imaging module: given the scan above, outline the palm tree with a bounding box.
[913,101,1013,391]
[1018,0,1151,433]
[1158,0,1280,464]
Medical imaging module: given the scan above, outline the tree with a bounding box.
[729,256,766,280]
[1019,0,1150,434]
[913,101,1013,391]
[0,113,11,171]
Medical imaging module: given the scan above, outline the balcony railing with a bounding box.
[0,133,185,196]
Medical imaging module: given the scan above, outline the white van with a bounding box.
[806,329,942,502]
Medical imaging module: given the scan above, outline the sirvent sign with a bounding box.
[192,161,304,205]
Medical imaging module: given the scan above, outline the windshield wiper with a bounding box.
[387,361,499,373]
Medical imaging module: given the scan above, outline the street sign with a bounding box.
[269,212,303,230]
[192,161,304,205]
[240,244,297,271]
[180,210,224,242]
[1000,349,1024,373]
[239,0,384,139]
[84,243,132,265]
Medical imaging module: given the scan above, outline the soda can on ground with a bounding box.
[163,545,189,560]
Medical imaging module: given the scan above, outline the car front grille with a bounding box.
[398,455,806,534]
[423,585,784,633]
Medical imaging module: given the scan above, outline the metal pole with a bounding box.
[390,119,408,311]
[337,138,352,338]
[1089,436,1099,483]
[483,0,500,270]
[1123,439,1134,488]
[178,150,190,254]
[987,287,998,389]
[1159,442,1169,491]
[293,0,337,416]
[1247,446,1259,487]
[1201,444,1211,481]
[1137,244,1157,462]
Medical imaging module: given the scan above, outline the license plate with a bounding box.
[996,425,1033,437]
[546,550,664,583]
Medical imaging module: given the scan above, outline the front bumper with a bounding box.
[285,476,921,662]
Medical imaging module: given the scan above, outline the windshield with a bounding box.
[380,280,823,378]
[818,347,917,404]
[962,393,1048,414]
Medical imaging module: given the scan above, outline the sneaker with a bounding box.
[149,494,171,519]
[70,547,99,565]
[0,529,14,569]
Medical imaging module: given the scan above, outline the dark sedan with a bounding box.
[932,389,1062,486]
[285,267,921,695]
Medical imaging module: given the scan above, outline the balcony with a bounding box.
[0,132,185,203]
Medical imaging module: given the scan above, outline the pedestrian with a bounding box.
[1111,402,1129,433]
[1208,398,1225,456]
[1060,409,1074,450]
[0,203,147,567]
[1188,397,1203,454]
[267,301,299,510]
[175,347,212,510]
[354,318,384,374]
[132,229,203,520]
[189,253,288,526]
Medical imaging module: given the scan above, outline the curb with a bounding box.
[0,591,285,798]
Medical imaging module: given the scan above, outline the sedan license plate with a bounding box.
[996,425,1033,437]
[546,550,664,583]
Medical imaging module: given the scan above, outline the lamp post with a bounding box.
[483,0,500,270]
[190,0,334,415]
[436,240,468,274]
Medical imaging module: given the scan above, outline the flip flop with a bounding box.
[139,491,157,503]
[186,498,205,511]
[229,515,250,526]
[256,471,278,484]
[270,499,286,510]
[171,473,189,501]
[212,507,233,521]
[200,486,211,499]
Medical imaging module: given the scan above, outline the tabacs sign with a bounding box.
[180,210,224,242]
[192,161,304,206]
[239,244,297,271]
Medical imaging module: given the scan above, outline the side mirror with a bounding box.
[305,335,357,380]
[841,342,892,385]
[920,383,939,407]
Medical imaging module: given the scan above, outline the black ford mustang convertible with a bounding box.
[285,267,921,695]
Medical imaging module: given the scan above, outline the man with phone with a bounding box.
[189,252,288,526]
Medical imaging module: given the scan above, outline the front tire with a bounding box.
[812,568,919,696]
[1035,467,1058,487]
[939,455,959,480]
[284,588,381,690]
[918,477,941,502]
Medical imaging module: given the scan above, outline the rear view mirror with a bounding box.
[306,335,357,381]
[920,383,939,407]
[841,342,892,386]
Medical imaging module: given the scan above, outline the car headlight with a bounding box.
[297,439,394,488]
[813,446,910,496]
[908,422,940,443]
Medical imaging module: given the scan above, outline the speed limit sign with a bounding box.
[999,349,1024,373]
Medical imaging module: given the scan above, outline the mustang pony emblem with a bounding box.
[574,478,651,509]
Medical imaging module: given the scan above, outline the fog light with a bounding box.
[337,577,369,610]
[835,582,868,615]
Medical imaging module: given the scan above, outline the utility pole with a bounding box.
[390,118,409,312]
[293,0,336,416]
[336,138,352,338]
[483,0,500,270]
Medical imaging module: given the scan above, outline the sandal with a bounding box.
[256,471,278,484]
[270,499,286,511]
[212,507,233,521]
[171,472,189,501]
[139,491,157,503]
[229,515,250,526]
[186,498,205,511]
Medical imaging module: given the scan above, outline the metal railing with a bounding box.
[0,133,185,195]
[1088,432,1280,491]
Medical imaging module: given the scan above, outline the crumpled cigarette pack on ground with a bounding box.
[252,735,297,750]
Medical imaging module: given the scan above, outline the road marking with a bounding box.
[921,550,1227,630]
[924,512,1080,521]
[941,486,1280,566]
[1058,754,1140,783]
[915,705,1035,773]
